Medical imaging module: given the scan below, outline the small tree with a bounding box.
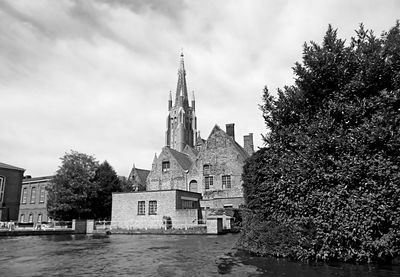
[47,151,99,221]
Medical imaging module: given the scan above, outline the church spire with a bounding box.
[175,51,188,106]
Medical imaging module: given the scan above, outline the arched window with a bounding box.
[189,180,198,192]
[28,214,33,223]
[20,214,25,223]
[37,214,42,223]
[203,164,211,175]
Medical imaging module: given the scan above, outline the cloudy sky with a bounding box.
[1,0,399,177]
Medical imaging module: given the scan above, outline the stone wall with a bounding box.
[111,190,201,230]
[147,148,188,191]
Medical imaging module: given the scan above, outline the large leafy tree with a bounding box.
[47,151,99,221]
[91,161,123,220]
[240,22,400,263]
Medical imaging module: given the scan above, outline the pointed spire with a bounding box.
[191,90,195,101]
[175,51,188,106]
[152,153,157,166]
[169,90,172,101]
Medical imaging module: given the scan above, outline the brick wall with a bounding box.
[18,180,50,223]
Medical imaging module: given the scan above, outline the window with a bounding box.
[222,175,231,189]
[39,186,45,203]
[149,200,157,215]
[137,201,145,215]
[203,164,211,175]
[0,176,5,202]
[182,200,195,209]
[30,187,37,204]
[37,214,42,223]
[162,161,170,172]
[205,176,213,190]
[22,188,28,204]
[20,214,25,223]
[28,214,33,223]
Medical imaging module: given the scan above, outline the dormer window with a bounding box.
[162,161,170,173]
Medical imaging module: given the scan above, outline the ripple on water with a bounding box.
[1,234,400,276]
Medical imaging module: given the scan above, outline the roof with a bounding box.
[22,175,53,184]
[0,162,25,172]
[135,168,150,183]
[208,125,249,159]
[168,147,193,171]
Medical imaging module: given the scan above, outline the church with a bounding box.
[111,53,254,230]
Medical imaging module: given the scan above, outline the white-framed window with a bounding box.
[138,201,145,215]
[20,214,25,223]
[222,175,231,189]
[0,176,5,202]
[149,200,157,215]
[205,176,213,189]
[30,187,37,204]
[28,214,33,223]
[21,187,28,204]
[37,214,42,223]
[162,161,170,172]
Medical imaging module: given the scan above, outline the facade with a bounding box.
[111,53,254,229]
[111,189,202,230]
[18,176,53,224]
[0,162,25,221]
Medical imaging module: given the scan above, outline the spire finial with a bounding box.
[180,47,184,57]
[169,90,172,100]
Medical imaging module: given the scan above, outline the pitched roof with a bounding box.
[183,145,199,158]
[135,168,150,183]
[208,125,249,159]
[168,147,193,170]
[0,162,25,172]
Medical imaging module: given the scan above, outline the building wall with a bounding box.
[111,190,201,230]
[0,168,24,221]
[18,179,50,224]
[147,148,188,191]
[194,127,246,200]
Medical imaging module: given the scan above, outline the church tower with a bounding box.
[165,52,197,152]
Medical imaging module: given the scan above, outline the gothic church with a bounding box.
[142,53,253,210]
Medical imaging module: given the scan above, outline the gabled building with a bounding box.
[127,165,150,191]
[0,162,25,221]
[112,53,254,230]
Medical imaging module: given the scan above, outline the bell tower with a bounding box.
[165,52,197,152]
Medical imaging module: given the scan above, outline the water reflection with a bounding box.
[0,234,399,276]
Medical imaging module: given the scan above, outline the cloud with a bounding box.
[0,0,399,176]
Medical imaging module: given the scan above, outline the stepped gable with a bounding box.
[167,147,193,171]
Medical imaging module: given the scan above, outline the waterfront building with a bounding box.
[112,53,254,229]
[18,175,53,224]
[0,162,25,221]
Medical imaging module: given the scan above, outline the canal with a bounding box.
[0,233,399,276]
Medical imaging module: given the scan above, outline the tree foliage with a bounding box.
[240,22,400,263]
[47,151,128,221]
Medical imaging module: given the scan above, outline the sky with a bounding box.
[1,0,399,177]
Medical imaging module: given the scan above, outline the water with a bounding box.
[0,234,399,276]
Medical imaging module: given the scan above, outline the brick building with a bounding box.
[0,162,25,221]
[111,53,253,228]
[18,176,53,224]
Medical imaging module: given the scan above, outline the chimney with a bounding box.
[226,123,235,140]
[243,133,254,156]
